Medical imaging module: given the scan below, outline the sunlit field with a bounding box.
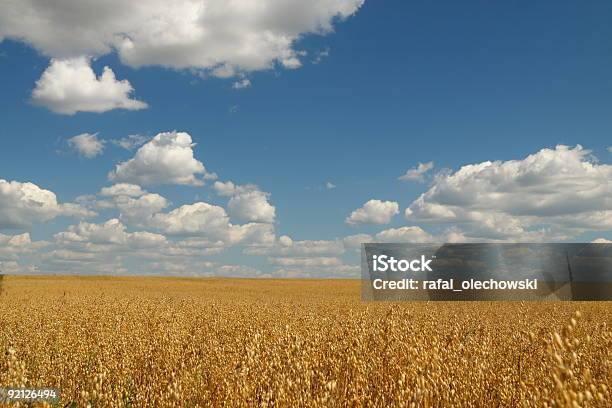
[1,276,610,407]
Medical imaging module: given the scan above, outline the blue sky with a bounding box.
[1,0,611,277]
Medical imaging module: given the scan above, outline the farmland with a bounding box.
[0,276,610,407]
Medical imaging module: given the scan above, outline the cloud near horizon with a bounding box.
[0,179,93,230]
[405,145,612,241]
[1,142,610,277]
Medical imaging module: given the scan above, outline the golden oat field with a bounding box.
[0,275,610,407]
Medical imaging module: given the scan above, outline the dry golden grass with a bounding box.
[0,275,610,407]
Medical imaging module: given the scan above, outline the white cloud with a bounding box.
[161,239,226,257]
[145,260,221,277]
[213,180,239,197]
[68,133,105,158]
[342,233,373,249]
[45,219,199,275]
[56,203,94,219]
[398,161,434,182]
[41,217,245,275]
[111,134,149,150]
[0,261,38,274]
[592,238,612,243]
[228,191,275,223]
[232,78,251,90]
[55,219,167,248]
[281,55,302,69]
[151,202,275,245]
[405,145,612,241]
[325,181,336,189]
[273,264,359,278]
[31,57,147,115]
[71,183,275,258]
[342,227,468,248]
[268,256,342,267]
[279,235,293,247]
[55,219,129,245]
[115,193,169,226]
[607,146,612,153]
[0,233,48,261]
[374,226,434,243]
[312,47,330,64]
[1,1,363,75]
[0,232,33,248]
[77,184,169,226]
[346,199,399,225]
[109,131,214,186]
[245,236,344,256]
[99,183,146,198]
[214,181,276,223]
[0,179,93,229]
[214,264,262,277]
[246,234,355,278]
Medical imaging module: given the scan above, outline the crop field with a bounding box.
[0,276,610,407]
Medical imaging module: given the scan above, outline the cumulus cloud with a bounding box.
[77,184,168,226]
[151,203,227,236]
[214,181,276,223]
[99,183,146,198]
[342,233,373,249]
[0,179,93,229]
[279,235,293,247]
[0,261,38,274]
[214,264,262,277]
[312,47,330,64]
[1,1,363,76]
[245,236,344,256]
[145,261,261,277]
[114,194,169,226]
[71,184,275,261]
[54,219,167,248]
[0,233,48,261]
[151,202,275,245]
[68,133,105,158]
[109,131,215,186]
[268,256,343,267]
[273,264,359,278]
[246,233,357,277]
[213,181,239,197]
[405,145,612,241]
[232,78,251,90]
[31,57,147,115]
[325,181,336,190]
[342,226,472,251]
[41,217,246,275]
[0,233,33,249]
[346,199,399,225]
[342,226,475,249]
[398,161,434,182]
[592,238,612,243]
[46,219,181,274]
[111,134,149,150]
[374,226,434,243]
